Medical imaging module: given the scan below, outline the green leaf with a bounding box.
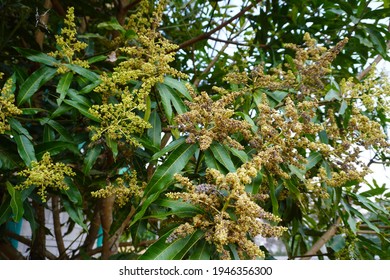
[349,207,380,234]
[169,88,187,115]
[0,197,12,226]
[106,136,118,159]
[56,72,73,105]
[139,229,204,260]
[266,90,288,104]
[339,100,348,115]
[151,137,186,161]
[155,198,203,218]
[227,146,249,163]
[22,201,38,233]
[305,152,322,171]
[87,55,107,64]
[364,25,389,58]
[51,104,72,118]
[267,173,279,216]
[17,66,57,106]
[41,118,73,142]
[210,142,236,172]
[188,239,211,260]
[147,110,162,148]
[157,83,173,121]
[14,47,59,66]
[205,149,222,170]
[64,64,99,81]
[62,177,82,205]
[63,99,101,122]
[83,145,102,175]
[35,141,79,157]
[0,138,22,169]
[97,18,126,34]
[131,142,196,226]
[6,182,24,222]
[13,133,37,168]
[163,76,192,100]
[325,87,341,101]
[67,89,93,107]
[328,235,346,252]
[9,118,33,140]
[62,198,88,231]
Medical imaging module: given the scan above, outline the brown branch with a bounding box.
[356,22,390,80]
[52,196,67,259]
[5,231,57,260]
[300,217,342,260]
[178,0,261,50]
[209,36,250,47]
[100,195,116,259]
[108,205,137,254]
[117,0,142,25]
[50,0,66,17]
[0,240,25,260]
[81,201,102,252]
[193,42,229,87]
[30,201,46,259]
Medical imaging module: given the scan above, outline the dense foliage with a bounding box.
[0,0,389,260]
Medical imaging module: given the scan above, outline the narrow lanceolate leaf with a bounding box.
[62,198,88,231]
[8,118,33,140]
[151,137,186,161]
[56,72,73,105]
[157,83,173,121]
[6,182,24,222]
[210,142,236,172]
[83,145,102,175]
[305,152,322,171]
[154,198,203,218]
[35,141,79,158]
[12,132,37,168]
[131,142,196,226]
[64,64,99,81]
[40,118,73,142]
[14,47,59,66]
[163,76,192,100]
[189,239,212,260]
[0,197,12,226]
[17,66,57,106]
[63,99,101,122]
[147,110,162,148]
[144,142,196,198]
[139,229,204,260]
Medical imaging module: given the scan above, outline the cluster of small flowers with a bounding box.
[16,152,75,202]
[91,171,144,207]
[0,74,22,134]
[48,7,89,73]
[90,0,186,147]
[167,168,287,259]
[175,87,253,150]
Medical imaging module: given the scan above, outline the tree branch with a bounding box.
[178,0,261,50]
[101,195,115,259]
[300,217,342,260]
[193,42,229,87]
[356,22,390,80]
[52,196,67,259]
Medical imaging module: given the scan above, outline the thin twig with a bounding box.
[193,43,229,87]
[209,36,250,47]
[178,0,261,50]
[356,22,390,80]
